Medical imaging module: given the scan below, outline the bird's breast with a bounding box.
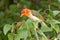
[28,15,42,22]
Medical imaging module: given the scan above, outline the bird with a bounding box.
[21,8,47,26]
[21,8,48,40]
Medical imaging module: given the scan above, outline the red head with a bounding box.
[21,8,30,17]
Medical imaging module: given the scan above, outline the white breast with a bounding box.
[28,12,42,22]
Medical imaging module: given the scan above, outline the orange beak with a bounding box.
[20,14,24,17]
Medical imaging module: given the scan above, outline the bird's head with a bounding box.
[21,8,31,17]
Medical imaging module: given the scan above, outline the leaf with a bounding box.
[8,33,14,40]
[58,0,60,2]
[26,19,36,36]
[38,30,48,40]
[26,19,39,27]
[33,21,39,26]
[53,10,60,16]
[14,34,20,40]
[32,20,39,28]
[26,19,34,29]
[50,23,59,33]
[41,19,51,32]
[57,34,60,40]
[29,38,36,40]
[41,25,52,32]
[0,12,4,19]
[17,21,30,40]
[19,30,28,40]
[18,22,27,31]
[26,19,38,35]
[50,19,60,33]
[3,24,12,35]
[51,19,60,24]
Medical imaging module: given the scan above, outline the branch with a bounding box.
[34,27,39,40]
[32,23,39,40]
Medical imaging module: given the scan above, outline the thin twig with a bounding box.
[32,23,39,40]
[34,27,39,40]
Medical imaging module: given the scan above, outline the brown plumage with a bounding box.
[31,10,44,21]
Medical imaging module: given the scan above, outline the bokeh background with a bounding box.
[0,0,60,40]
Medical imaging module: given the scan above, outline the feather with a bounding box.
[31,10,44,21]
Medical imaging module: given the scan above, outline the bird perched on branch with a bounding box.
[21,8,47,26]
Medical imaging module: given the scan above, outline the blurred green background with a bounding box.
[0,0,60,40]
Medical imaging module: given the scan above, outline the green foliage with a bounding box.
[57,34,60,40]
[8,33,14,40]
[53,10,60,16]
[3,24,12,35]
[0,0,60,40]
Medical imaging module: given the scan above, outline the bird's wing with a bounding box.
[31,10,44,21]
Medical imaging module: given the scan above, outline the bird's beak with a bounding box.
[20,14,24,17]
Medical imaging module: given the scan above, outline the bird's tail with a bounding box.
[41,22,47,27]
